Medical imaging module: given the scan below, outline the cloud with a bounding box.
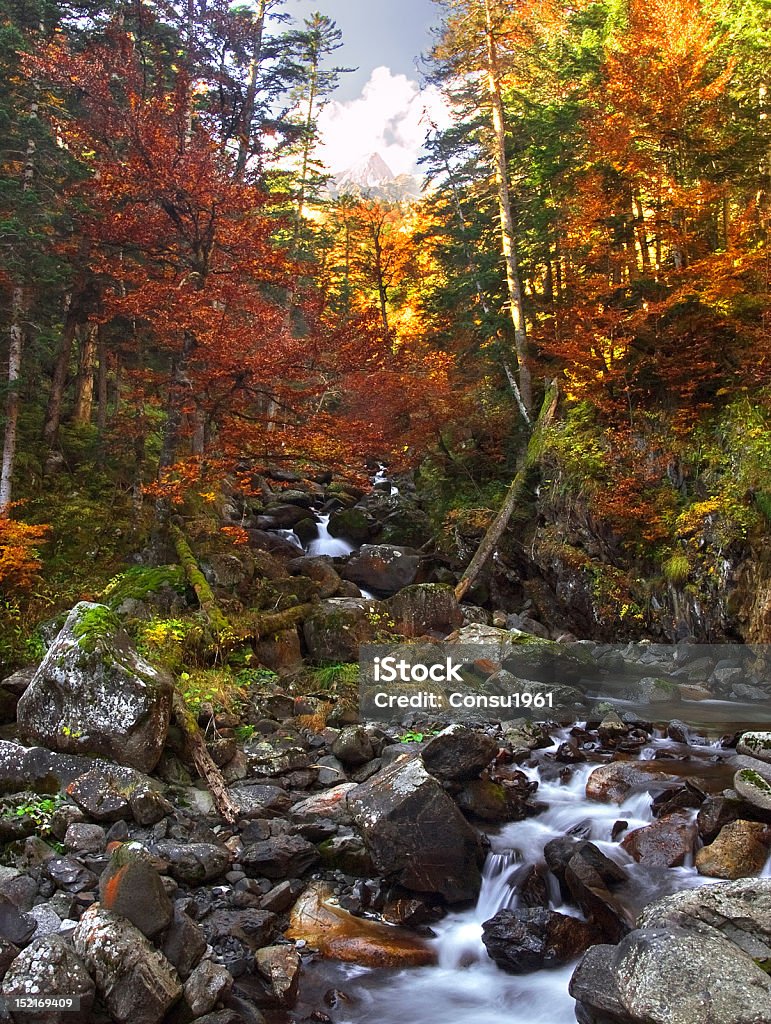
[316,67,452,176]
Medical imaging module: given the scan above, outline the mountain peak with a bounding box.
[335,153,396,190]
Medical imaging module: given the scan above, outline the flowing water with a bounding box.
[295,730,734,1024]
[306,514,355,559]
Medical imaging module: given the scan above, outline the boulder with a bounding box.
[286,881,434,968]
[586,761,675,804]
[347,755,485,902]
[565,846,631,943]
[342,545,420,597]
[695,820,771,879]
[638,878,771,961]
[0,896,36,946]
[17,603,173,773]
[160,907,207,980]
[240,835,319,878]
[386,584,464,639]
[570,927,771,1024]
[74,905,182,1024]
[152,843,230,885]
[332,727,374,767]
[420,724,498,781]
[286,556,342,599]
[291,784,357,823]
[482,907,600,973]
[183,960,232,1017]
[455,778,529,822]
[328,507,378,543]
[99,845,173,938]
[228,784,291,819]
[2,935,94,1024]
[303,598,381,664]
[736,732,771,764]
[621,813,697,868]
[63,823,106,854]
[734,766,771,812]
[66,765,166,823]
[255,946,301,1007]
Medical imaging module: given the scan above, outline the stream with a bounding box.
[290,727,744,1024]
[263,473,760,1022]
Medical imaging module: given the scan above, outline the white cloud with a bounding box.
[316,66,452,176]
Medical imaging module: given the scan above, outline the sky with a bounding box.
[287,0,450,175]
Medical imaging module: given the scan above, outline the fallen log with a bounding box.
[172,691,239,824]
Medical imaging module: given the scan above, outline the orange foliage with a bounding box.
[0,511,49,594]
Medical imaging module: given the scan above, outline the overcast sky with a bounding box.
[286,0,449,174]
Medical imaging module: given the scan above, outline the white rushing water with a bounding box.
[310,732,725,1024]
[306,514,355,558]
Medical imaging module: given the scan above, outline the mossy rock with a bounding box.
[328,508,378,543]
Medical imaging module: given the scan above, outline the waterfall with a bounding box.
[306,514,355,558]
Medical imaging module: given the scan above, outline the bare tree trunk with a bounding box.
[483,0,532,422]
[235,0,267,180]
[455,381,558,601]
[96,331,108,436]
[1,89,38,512]
[72,323,98,425]
[42,304,78,449]
[0,284,26,511]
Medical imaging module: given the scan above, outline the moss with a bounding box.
[738,769,771,795]
[72,605,121,653]
[102,565,187,609]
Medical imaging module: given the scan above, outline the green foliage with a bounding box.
[136,616,203,672]
[399,729,439,743]
[309,662,360,690]
[177,667,249,716]
[2,793,63,835]
[234,724,255,742]
[0,599,47,671]
[662,552,690,585]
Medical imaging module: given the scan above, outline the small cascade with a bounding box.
[436,851,520,970]
[306,514,355,558]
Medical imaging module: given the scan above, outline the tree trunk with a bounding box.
[172,692,239,823]
[42,304,78,449]
[454,380,559,601]
[0,284,26,512]
[1,89,38,512]
[483,0,532,423]
[72,323,98,425]
[235,0,267,180]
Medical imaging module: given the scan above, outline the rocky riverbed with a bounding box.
[2,468,771,1024]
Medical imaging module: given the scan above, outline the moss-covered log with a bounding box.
[238,602,316,640]
[172,691,239,824]
[455,381,559,602]
[169,524,231,635]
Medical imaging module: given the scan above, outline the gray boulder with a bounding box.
[2,935,94,1024]
[386,584,463,638]
[347,754,484,902]
[74,904,182,1024]
[571,927,771,1024]
[17,603,173,773]
[638,878,771,962]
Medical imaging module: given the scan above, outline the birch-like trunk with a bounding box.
[483,0,532,423]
